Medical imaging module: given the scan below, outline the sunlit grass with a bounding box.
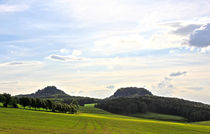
[131,112,187,122]
[1,103,210,134]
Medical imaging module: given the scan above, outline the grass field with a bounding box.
[0,104,210,134]
[194,121,210,126]
[131,112,187,122]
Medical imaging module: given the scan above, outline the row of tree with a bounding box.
[0,93,78,114]
[96,96,210,122]
[63,97,100,106]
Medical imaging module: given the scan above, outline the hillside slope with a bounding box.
[0,107,210,134]
[97,93,210,122]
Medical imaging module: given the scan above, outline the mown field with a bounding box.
[0,104,210,134]
[131,112,187,122]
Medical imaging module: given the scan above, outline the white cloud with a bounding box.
[92,34,147,55]
[0,4,29,13]
[72,49,82,56]
[60,48,69,53]
[91,30,185,55]
[50,0,210,25]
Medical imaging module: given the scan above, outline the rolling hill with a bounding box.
[0,105,210,134]
[97,88,210,122]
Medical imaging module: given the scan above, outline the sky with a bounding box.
[0,0,210,103]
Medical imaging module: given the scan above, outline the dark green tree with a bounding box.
[19,97,31,109]
[0,94,6,104]
[35,98,42,109]
[30,98,36,109]
[10,97,18,108]
[46,100,53,110]
[2,93,11,107]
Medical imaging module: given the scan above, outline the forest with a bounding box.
[0,93,78,114]
[96,95,210,122]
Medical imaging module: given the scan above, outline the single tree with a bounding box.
[19,97,31,109]
[2,93,11,107]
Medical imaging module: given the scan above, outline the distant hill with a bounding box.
[16,86,100,106]
[110,87,153,98]
[97,87,210,122]
[17,86,70,98]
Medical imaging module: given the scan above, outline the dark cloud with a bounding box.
[172,24,201,36]
[106,85,115,89]
[0,61,41,66]
[8,62,24,65]
[154,77,174,95]
[188,87,203,90]
[157,77,173,89]
[0,81,18,85]
[78,91,83,94]
[164,77,172,81]
[170,71,187,77]
[47,55,83,62]
[154,72,187,95]
[188,23,210,47]
[50,55,66,61]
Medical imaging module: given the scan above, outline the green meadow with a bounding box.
[0,104,210,134]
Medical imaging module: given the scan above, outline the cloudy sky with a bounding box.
[0,0,210,103]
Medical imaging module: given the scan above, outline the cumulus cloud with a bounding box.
[188,23,210,47]
[0,4,29,13]
[170,71,187,77]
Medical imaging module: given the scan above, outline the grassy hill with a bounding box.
[78,104,110,114]
[131,112,187,122]
[194,121,210,126]
[1,105,210,134]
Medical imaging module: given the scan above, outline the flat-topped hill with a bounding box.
[111,87,153,98]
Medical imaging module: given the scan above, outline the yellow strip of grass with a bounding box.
[27,108,210,130]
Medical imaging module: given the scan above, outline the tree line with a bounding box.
[63,97,100,106]
[96,95,210,122]
[0,93,78,114]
